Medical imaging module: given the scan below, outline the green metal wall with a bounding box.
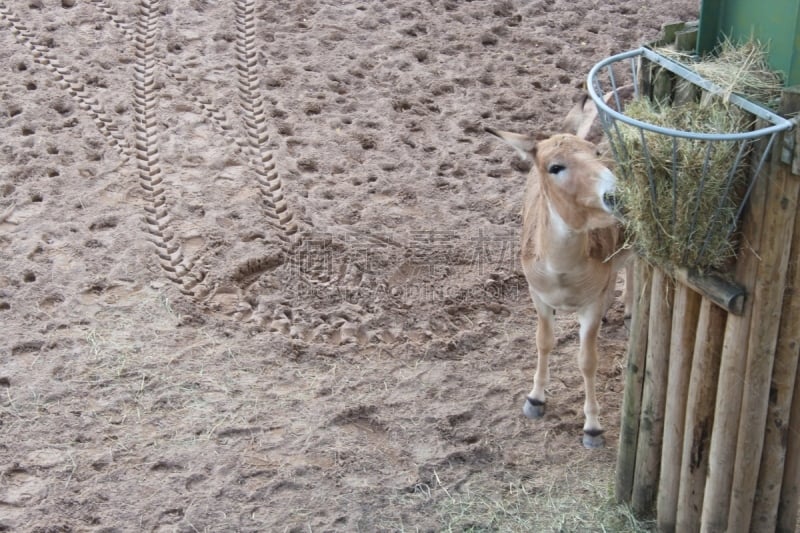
[698,0,800,86]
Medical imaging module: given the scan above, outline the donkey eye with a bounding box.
[547,164,565,175]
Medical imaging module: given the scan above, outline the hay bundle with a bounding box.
[658,38,783,110]
[614,98,754,271]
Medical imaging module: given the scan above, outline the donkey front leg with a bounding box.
[577,304,605,448]
[623,263,633,326]
[524,296,555,419]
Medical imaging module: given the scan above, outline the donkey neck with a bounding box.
[542,201,592,273]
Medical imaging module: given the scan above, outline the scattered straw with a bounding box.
[657,37,783,109]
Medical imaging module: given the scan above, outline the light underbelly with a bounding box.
[525,262,610,312]
[537,286,594,311]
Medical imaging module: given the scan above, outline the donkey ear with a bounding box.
[562,93,599,141]
[485,127,537,160]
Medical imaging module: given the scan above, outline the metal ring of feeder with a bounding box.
[587,47,797,141]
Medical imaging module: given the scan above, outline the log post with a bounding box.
[676,299,727,531]
[657,283,702,532]
[727,92,800,532]
[616,258,653,503]
[637,56,653,102]
[659,21,687,47]
[753,175,800,530]
[674,28,698,54]
[672,26,698,107]
[673,78,698,107]
[777,326,800,532]
[652,66,674,107]
[673,267,745,315]
[700,122,772,533]
[777,127,800,529]
[631,267,674,516]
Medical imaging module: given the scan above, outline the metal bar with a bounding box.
[639,47,783,123]
[605,103,635,184]
[608,64,622,111]
[590,75,604,106]
[604,121,627,181]
[724,132,779,244]
[639,128,663,249]
[587,48,796,141]
[671,137,678,232]
[696,139,750,261]
[630,57,640,100]
[682,142,714,264]
[612,121,632,176]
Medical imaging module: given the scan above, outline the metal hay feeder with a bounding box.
[586,47,796,271]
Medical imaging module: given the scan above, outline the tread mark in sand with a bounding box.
[0,1,132,162]
[234,0,300,242]
[133,0,204,295]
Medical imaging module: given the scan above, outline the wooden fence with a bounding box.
[613,54,800,532]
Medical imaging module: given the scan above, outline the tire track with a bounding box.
[89,0,251,156]
[0,1,132,162]
[88,0,134,42]
[234,0,300,242]
[92,0,308,273]
[133,0,204,296]
[94,0,306,246]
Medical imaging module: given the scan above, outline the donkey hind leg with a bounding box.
[577,303,605,448]
[524,295,555,419]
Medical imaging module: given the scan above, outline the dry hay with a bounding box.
[657,37,783,110]
[614,97,754,271]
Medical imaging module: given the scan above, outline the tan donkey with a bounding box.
[487,120,630,448]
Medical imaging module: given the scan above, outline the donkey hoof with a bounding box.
[582,429,605,449]
[523,397,546,419]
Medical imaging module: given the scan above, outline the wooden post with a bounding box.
[652,67,674,107]
[659,21,687,47]
[657,283,702,532]
[727,93,800,532]
[700,122,772,533]
[777,335,800,532]
[637,57,653,101]
[673,78,698,107]
[752,175,800,531]
[674,28,698,54]
[676,299,727,531]
[772,86,800,533]
[616,258,653,503]
[672,26,698,108]
[673,267,745,315]
[758,87,800,533]
[631,268,674,516]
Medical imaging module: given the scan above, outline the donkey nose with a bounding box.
[603,191,619,212]
[603,191,627,218]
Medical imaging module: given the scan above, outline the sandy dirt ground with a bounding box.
[0,0,698,531]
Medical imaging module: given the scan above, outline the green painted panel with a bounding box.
[698,0,800,86]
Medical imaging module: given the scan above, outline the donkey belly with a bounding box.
[525,261,611,313]
[535,283,601,312]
